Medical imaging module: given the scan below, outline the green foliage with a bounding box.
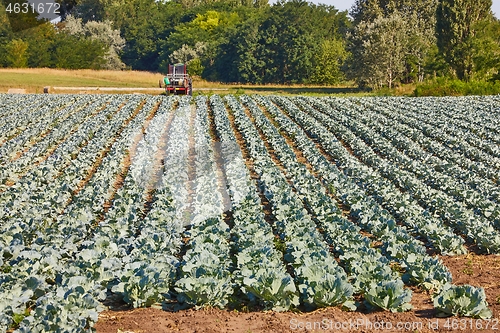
[24,23,56,68]
[0,0,497,89]
[234,87,245,95]
[72,0,107,23]
[0,8,114,70]
[436,0,494,81]
[112,264,175,308]
[64,15,126,70]
[106,0,182,71]
[188,57,204,76]
[350,12,407,88]
[364,280,413,312]
[471,18,500,80]
[297,265,355,310]
[11,308,30,329]
[414,77,500,96]
[159,9,242,78]
[434,284,493,319]
[52,33,107,69]
[5,39,29,68]
[273,236,286,253]
[309,38,347,85]
[242,270,300,311]
[214,16,262,83]
[422,45,454,78]
[348,0,438,87]
[215,0,349,84]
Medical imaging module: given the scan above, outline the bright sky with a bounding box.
[270,0,500,18]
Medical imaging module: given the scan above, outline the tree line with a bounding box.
[0,0,498,88]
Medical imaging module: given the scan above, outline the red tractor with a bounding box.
[159,63,193,96]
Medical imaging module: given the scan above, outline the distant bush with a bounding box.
[414,78,500,96]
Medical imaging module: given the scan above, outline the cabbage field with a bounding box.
[1,93,499,332]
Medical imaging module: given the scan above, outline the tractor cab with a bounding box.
[160,63,193,95]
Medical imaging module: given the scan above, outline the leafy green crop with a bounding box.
[364,280,413,312]
[434,284,493,319]
[1,94,499,332]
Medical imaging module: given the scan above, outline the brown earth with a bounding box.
[95,254,500,333]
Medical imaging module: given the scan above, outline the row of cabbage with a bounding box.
[299,97,500,253]
[380,97,500,161]
[0,98,110,184]
[341,98,500,208]
[0,96,86,165]
[239,95,415,311]
[174,96,233,308]
[370,97,500,183]
[329,98,500,222]
[269,96,464,256]
[0,95,237,332]
[107,96,182,310]
[328,99,500,230]
[0,94,496,332]
[0,95,145,240]
[253,95,454,293]
[0,95,72,152]
[209,95,299,311]
[1,96,219,332]
[254,95,491,318]
[225,95,364,310]
[0,95,162,332]
[422,96,500,142]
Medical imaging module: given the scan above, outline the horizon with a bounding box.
[269,0,500,19]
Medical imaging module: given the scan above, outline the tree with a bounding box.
[309,38,348,85]
[350,12,407,88]
[214,16,264,83]
[175,0,269,9]
[165,42,207,75]
[63,15,126,69]
[213,0,349,84]
[24,23,56,68]
[52,33,106,69]
[2,0,48,32]
[472,18,500,80]
[0,4,14,67]
[5,39,29,68]
[436,0,493,81]
[349,0,438,84]
[252,0,335,84]
[350,0,384,25]
[72,0,107,22]
[101,0,181,71]
[160,9,242,78]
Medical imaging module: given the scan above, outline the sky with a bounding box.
[270,0,500,18]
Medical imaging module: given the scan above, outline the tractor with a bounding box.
[159,63,193,96]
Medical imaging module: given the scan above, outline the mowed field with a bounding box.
[0,93,499,333]
[0,68,369,96]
